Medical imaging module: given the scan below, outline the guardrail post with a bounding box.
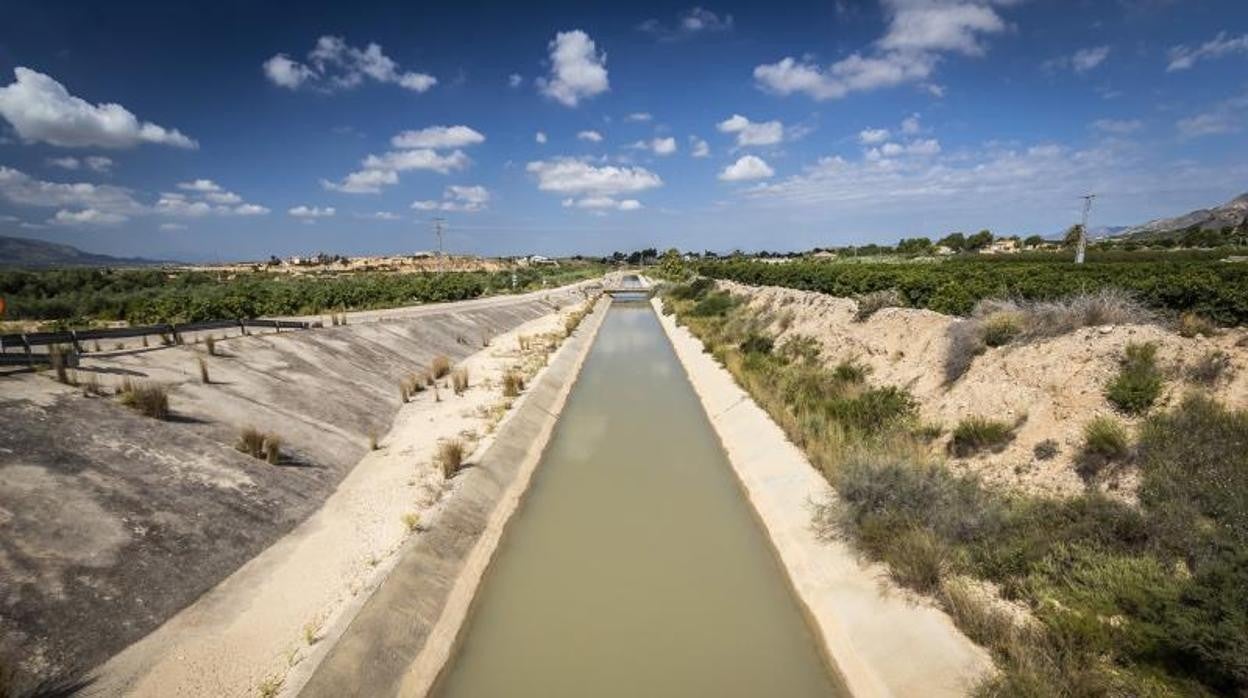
[69,330,83,354]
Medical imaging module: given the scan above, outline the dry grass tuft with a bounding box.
[451,367,469,395]
[518,334,532,351]
[119,379,169,419]
[237,426,282,464]
[1177,312,1218,338]
[502,371,525,397]
[437,439,466,479]
[1187,350,1232,386]
[205,334,216,356]
[949,416,1016,457]
[854,289,905,321]
[80,373,106,397]
[198,357,210,384]
[402,512,422,533]
[430,355,451,379]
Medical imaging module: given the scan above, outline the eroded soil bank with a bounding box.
[0,284,591,692]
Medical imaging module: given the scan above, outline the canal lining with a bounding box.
[298,297,610,698]
[652,298,993,697]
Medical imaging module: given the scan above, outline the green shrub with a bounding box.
[854,289,904,321]
[689,291,737,317]
[1106,342,1164,415]
[1076,416,1131,481]
[883,528,950,593]
[832,358,870,383]
[826,386,917,433]
[950,417,1016,457]
[738,333,774,355]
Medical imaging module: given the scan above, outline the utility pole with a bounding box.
[432,217,446,271]
[1075,194,1096,264]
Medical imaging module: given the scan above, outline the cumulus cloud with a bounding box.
[0,67,197,149]
[902,113,923,134]
[577,129,604,142]
[535,131,548,144]
[46,157,81,170]
[1045,46,1111,73]
[867,138,942,159]
[411,184,491,212]
[1167,32,1248,72]
[690,136,710,157]
[159,222,187,231]
[288,205,336,218]
[51,208,127,226]
[716,114,784,147]
[753,0,1013,101]
[156,182,270,217]
[631,137,677,155]
[719,155,775,181]
[358,211,402,220]
[390,125,485,149]
[1175,94,1248,138]
[508,73,524,88]
[263,36,437,93]
[324,127,479,194]
[639,7,733,40]
[626,112,653,122]
[527,157,660,211]
[537,30,609,107]
[859,128,890,144]
[84,156,113,172]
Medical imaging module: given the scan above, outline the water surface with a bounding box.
[432,302,843,697]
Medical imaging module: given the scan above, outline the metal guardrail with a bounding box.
[0,318,312,358]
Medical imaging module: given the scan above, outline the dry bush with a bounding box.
[502,371,525,397]
[197,357,210,384]
[49,344,70,384]
[430,355,451,379]
[451,367,469,395]
[854,289,905,322]
[80,373,106,397]
[408,371,428,394]
[438,439,466,478]
[944,320,986,383]
[205,335,216,356]
[1177,312,1218,338]
[402,512,422,533]
[399,382,409,403]
[1032,439,1059,461]
[236,427,282,463]
[263,435,282,464]
[1187,350,1232,386]
[119,380,169,419]
[518,334,532,351]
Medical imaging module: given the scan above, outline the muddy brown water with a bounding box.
[431,301,844,697]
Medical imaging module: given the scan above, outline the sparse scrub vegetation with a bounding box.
[402,512,422,533]
[853,289,905,321]
[79,372,105,397]
[451,367,469,395]
[518,334,532,351]
[1106,341,1164,415]
[949,417,1016,457]
[437,439,466,479]
[1177,311,1218,338]
[1076,416,1131,481]
[236,426,282,464]
[1032,439,1059,461]
[118,379,169,419]
[502,371,525,397]
[49,344,70,384]
[1187,349,1231,386]
[430,355,451,379]
[664,280,1248,695]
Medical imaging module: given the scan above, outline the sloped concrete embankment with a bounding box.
[654,299,993,697]
[297,298,609,698]
[0,285,589,691]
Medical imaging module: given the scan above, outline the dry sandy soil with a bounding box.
[0,284,594,694]
[720,280,1248,498]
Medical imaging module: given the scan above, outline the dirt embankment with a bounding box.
[0,285,592,692]
[720,280,1248,498]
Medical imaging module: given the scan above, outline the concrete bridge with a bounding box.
[602,273,656,298]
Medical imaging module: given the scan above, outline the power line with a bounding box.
[432,217,445,271]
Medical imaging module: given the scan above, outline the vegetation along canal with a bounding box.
[432,299,844,697]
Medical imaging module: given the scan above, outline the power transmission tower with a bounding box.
[1075,194,1096,265]
[432,217,446,271]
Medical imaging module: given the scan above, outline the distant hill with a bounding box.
[1115,192,1248,241]
[0,235,174,268]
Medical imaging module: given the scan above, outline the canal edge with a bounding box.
[651,298,994,698]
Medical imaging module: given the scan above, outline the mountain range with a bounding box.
[0,235,174,268]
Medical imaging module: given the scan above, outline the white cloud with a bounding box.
[411,184,491,212]
[716,114,784,147]
[288,205,336,218]
[85,156,113,172]
[753,0,1012,101]
[159,222,187,231]
[1167,32,1248,72]
[869,138,942,159]
[51,208,126,226]
[323,131,474,194]
[527,157,660,211]
[859,128,890,144]
[901,113,922,135]
[537,30,609,107]
[631,136,677,155]
[1175,94,1248,138]
[719,155,775,181]
[690,136,710,157]
[47,156,81,170]
[358,211,402,220]
[233,204,269,216]
[0,166,144,218]
[156,186,270,217]
[1072,46,1111,73]
[577,129,604,142]
[626,112,653,122]
[639,7,734,39]
[263,36,437,93]
[508,73,524,88]
[390,125,485,149]
[178,179,222,193]
[1091,118,1143,134]
[0,67,197,149]
[535,131,548,144]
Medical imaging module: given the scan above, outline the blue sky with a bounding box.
[0,0,1246,261]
